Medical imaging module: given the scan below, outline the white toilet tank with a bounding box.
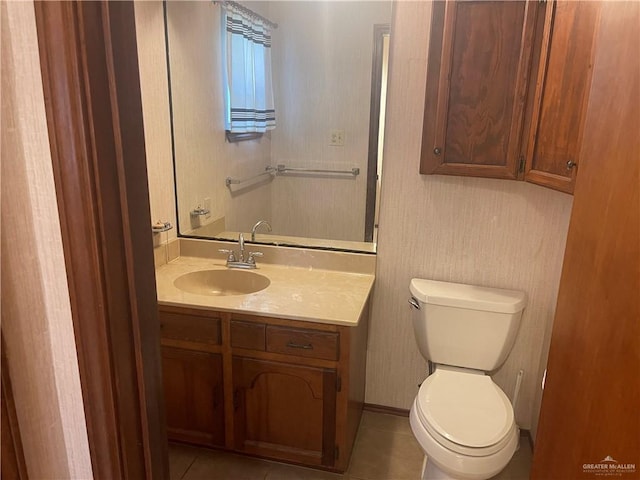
[410,279,526,372]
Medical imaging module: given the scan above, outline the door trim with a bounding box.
[34,2,167,478]
[365,24,390,243]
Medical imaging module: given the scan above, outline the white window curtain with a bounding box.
[221,4,276,133]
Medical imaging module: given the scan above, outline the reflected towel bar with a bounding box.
[275,164,360,177]
[225,166,276,187]
[225,164,359,187]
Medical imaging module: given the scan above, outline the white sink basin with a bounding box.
[173,269,270,296]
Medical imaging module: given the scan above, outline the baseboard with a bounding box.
[363,403,410,417]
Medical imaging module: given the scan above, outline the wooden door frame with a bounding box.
[364,24,390,243]
[34,2,167,478]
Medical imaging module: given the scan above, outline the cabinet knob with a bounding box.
[566,160,577,170]
[433,147,442,156]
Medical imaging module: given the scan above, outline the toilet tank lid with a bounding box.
[410,279,526,314]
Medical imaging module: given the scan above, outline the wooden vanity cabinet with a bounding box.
[159,303,370,472]
[161,347,225,447]
[420,0,600,194]
[159,307,226,447]
[232,357,337,467]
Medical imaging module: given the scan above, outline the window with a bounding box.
[221,3,276,142]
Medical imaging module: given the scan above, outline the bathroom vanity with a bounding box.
[155,250,374,472]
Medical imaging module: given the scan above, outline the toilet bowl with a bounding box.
[409,366,519,480]
[407,279,527,480]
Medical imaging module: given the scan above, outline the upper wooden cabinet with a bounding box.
[420,1,538,179]
[524,0,600,193]
[420,0,600,194]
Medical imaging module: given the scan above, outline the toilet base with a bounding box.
[419,435,522,480]
[421,456,456,480]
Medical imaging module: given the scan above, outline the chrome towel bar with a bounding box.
[225,166,276,187]
[225,164,359,188]
[275,164,359,176]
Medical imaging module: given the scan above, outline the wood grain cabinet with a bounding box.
[162,346,225,447]
[232,357,337,467]
[420,0,600,194]
[523,0,600,194]
[420,0,538,179]
[159,304,370,472]
[159,308,225,447]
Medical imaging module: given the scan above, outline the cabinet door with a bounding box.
[420,1,538,179]
[232,357,337,467]
[162,346,225,447]
[524,1,600,194]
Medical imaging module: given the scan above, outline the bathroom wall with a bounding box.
[268,1,392,241]
[365,1,574,434]
[1,1,92,476]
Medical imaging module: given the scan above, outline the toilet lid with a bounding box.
[416,368,514,450]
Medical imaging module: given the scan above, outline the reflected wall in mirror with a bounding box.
[165,1,392,253]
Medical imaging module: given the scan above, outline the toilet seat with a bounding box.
[415,367,515,457]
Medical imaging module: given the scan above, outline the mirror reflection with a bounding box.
[165,1,392,253]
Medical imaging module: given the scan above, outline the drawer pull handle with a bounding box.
[286,341,313,350]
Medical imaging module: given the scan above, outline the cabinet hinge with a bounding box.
[519,155,526,173]
[336,376,342,392]
[335,446,339,460]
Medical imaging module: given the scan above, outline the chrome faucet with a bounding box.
[218,232,262,269]
[251,220,272,241]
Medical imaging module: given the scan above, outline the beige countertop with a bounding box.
[155,256,375,326]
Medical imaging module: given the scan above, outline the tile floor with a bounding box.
[169,411,532,480]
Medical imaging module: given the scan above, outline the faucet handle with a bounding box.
[247,251,263,264]
[218,249,236,262]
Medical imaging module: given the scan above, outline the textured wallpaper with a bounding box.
[2,1,92,476]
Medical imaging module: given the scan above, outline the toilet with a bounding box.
[408,278,526,480]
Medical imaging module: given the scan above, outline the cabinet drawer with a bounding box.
[159,310,221,345]
[266,326,339,361]
[231,320,265,351]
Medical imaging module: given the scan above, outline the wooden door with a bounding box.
[420,1,538,179]
[531,1,640,478]
[232,357,337,467]
[162,347,225,447]
[524,0,600,194]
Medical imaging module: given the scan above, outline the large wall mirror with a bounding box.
[165,1,392,254]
